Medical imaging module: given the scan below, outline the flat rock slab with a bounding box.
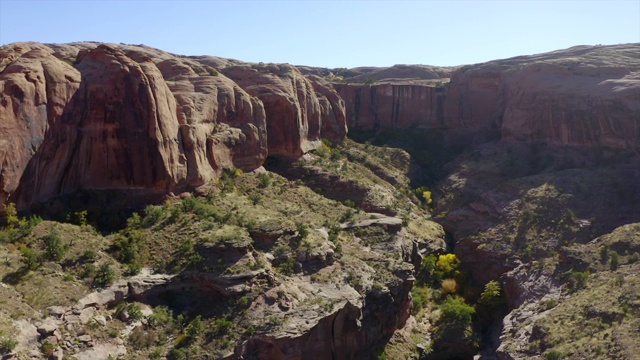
[341,216,403,229]
[72,342,126,360]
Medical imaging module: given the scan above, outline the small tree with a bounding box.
[94,263,115,287]
[478,280,502,307]
[436,253,459,277]
[599,244,609,263]
[185,316,203,343]
[296,222,309,240]
[20,246,41,270]
[433,295,475,341]
[610,251,619,270]
[257,173,271,188]
[3,203,20,229]
[43,230,66,262]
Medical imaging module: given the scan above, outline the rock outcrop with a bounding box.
[0,43,81,207]
[220,63,346,159]
[0,42,346,211]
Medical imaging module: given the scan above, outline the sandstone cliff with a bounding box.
[0,42,346,210]
[335,44,640,152]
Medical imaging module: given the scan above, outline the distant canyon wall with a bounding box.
[336,44,640,152]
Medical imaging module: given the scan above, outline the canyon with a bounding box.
[0,41,639,360]
[1,42,638,212]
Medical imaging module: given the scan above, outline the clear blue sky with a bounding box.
[1,1,638,68]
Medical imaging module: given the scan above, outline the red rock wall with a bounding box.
[334,83,445,130]
[222,63,347,159]
[336,45,640,153]
[500,62,640,150]
[0,43,345,210]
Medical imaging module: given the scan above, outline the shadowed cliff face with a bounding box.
[334,84,446,130]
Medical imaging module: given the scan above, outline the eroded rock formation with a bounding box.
[0,42,346,210]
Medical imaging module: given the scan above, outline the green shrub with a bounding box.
[565,270,589,292]
[599,244,609,263]
[439,295,475,325]
[0,338,18,354]
[277,258,296,275]
[478,280,502,307]
[82,249,98,262]
[544,349,565,360]
[93,263,115,287]
[167,347,186,360]
[148,306,174,329]
[41,343,55,357]
[433,296,475,342]
[142,205,165,227]
[245,324,256,336]
[257,173,271,188]
[43,230,66,262]
[213,317,233,335]
[184,316,203,343]
[127,303,144,322]
[411,285,429,314]
[339,208,355,223]
[80,263,96,278]
[610,251,619,270]
[295,222,309,240]
[111,229,144,270]
[181,196,200,213]
[417,254,438,285]
[0,203,41,243]
[19,246,41,270]
[249,193,262,205]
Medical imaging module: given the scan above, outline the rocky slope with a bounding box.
[0,141,446,360]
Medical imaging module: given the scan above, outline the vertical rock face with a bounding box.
[0,44,81,207]
[500,62,640,150]
[221,63,346,159]
[335,83,445,131]
[0,43,274,210]
[335,44,640,152]
[1,42,638,212]
[306,75,348,144]
[0,42,348,210]
[154,56,267,184]
[12,44,186,208]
